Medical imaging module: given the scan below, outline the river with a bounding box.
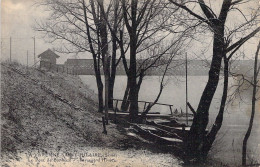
[79,75,260,165]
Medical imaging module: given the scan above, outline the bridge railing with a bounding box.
[112,98,173,116]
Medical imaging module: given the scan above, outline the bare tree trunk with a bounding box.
[121,79,130,111]
[128,39,139,122]
[186,26,225,158]
[104,57,110,122]
[202,56,229,156]
[94,55,104,113]
[83,0,104,113]
[97,0,110,121]
[108,77,115,109]
[96,76,104,112]
[242,41,260,166]
[108,0,120,109]
[127,0,139,122]
[166,2,260,159]
[128,76,139,121]
[108,31,117,109]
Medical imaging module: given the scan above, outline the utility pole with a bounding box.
[27,50,29,68]
[1,39,3,51]
[186,52,188,125]
[10,37,12,61]
[33,37,36,65]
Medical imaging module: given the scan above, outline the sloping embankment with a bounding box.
[1,61,123,160]
[1,61,185,167]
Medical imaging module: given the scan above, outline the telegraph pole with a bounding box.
[27,50,29,68]
[33,37,36,65]
[1,39,3,51]
[10,37,12,61]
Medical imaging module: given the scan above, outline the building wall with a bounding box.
[40,54,57,64]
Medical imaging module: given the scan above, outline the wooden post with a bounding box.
[185,52,188,125]
[114,100,119,123]
[182,124,185,132]
[102,116,107,134]
[114,106,117,124]
[143,102,147,112]
[169,105,173,116]
[115,99,118,110]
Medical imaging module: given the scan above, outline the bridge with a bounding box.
[42,59,255,76]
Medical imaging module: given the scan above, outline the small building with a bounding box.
[38,49,60,69]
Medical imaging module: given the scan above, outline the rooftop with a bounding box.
[38,49,60,58]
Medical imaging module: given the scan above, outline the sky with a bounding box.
[1,0,260,66]
[0,0,79,65]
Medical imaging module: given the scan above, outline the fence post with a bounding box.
[143,102,147,112]
[169,105,173,116]
[115,99,118,110]
[114,105,117,124]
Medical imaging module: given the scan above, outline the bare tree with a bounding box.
[242,41,260,166]
[169,0,260,160]
[101,0,192,122]
[35,0,123,113]
[140,45,181,120]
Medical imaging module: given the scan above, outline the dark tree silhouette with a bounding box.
[242,41,260,166]
[101,0,191,121]
[35,0,123,112]
[169,0,260,160]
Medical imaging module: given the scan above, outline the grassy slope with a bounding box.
[1,61,123,159]
[1,62,229,167]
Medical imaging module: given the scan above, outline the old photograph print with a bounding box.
[1,0,260,166]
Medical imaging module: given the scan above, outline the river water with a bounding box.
[79,75,260,165]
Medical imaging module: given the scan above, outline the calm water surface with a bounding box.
[80,75,260,165]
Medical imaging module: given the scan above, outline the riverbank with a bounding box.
[2,61,257,167]
[1,61,184,167]
[80,74,260,166]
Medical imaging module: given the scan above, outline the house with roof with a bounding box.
[38,49,60,69]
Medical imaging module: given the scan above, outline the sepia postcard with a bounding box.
[1,0,260,166]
